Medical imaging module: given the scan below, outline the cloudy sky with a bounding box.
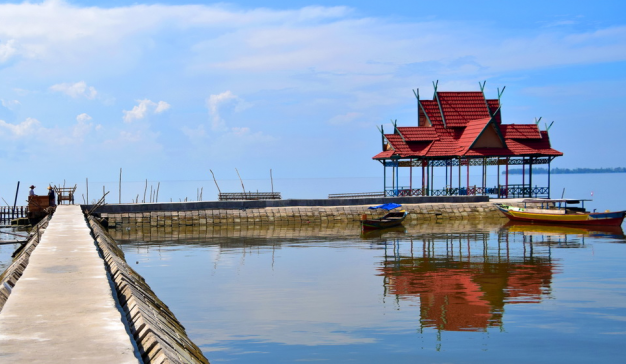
[0,0,624,200]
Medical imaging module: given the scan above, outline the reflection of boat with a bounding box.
[361,210,408,231]
[496,199,626,226]
[503,221,625,239]
[360,225,407,239]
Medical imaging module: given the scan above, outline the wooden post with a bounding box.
[12,181,20,219]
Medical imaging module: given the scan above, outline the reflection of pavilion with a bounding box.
[378,237,555,332]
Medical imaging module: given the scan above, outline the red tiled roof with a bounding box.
[372,89,562,160]
[438,92,491,127]
[501,124,541,139]
[372,150,395,159]
[397,126,439,141]
[505,131,563,156]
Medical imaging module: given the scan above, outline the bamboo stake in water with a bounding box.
[119,168,122,204]
[210,170,221,196]
[235,168,246,196]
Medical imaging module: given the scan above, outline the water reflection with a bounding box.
[378,237,554,332]
[114,220,626,363]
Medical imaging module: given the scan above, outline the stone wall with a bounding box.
[88,216,210,364]
[103,202,508,231]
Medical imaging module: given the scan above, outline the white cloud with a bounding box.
[0,117,42,137]
[1,99,20,111]
[155,101,170,113]
[123,99,170,123]
[328,112,362,125]
[73,113,100,141]
[49,81,97,99]
[207,90,241,131]
[0,39,16,63]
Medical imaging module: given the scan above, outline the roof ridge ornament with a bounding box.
[432,80,447,128]
[479,80,492,118]
[413,88,432,127]
[393,119,408,144]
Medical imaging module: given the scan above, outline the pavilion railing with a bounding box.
[384,185,549,198]
[328,192,385,199]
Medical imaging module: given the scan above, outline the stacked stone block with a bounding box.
[88,216,210,364]
[104,202,512,231]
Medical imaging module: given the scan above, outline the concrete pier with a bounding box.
[0,206,139,363]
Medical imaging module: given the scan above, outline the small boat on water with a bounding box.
[362,203,409,230]
[496,199,626,226]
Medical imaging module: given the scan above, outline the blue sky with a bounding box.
[0,0,624,197]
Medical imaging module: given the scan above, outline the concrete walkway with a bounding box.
[0,206,139,363]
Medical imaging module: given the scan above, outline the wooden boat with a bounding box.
[361,210,409,230]
[496,199,626,226]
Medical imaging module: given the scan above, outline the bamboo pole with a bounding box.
[270,169,274,194]
[235,168,246,196]
[119,168,122,204]
[12,181,20,219]
[210,170,221,196]
[143,179,148,203]
[156,182,160,202]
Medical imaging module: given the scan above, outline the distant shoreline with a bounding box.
[503,167,626,175]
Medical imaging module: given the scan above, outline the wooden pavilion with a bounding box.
[372,82,563,198]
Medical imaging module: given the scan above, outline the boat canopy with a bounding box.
[368,203,402,210]
[522,198,592,204]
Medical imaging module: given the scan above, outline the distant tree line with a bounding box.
[503,167,626,174]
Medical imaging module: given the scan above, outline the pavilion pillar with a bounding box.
[422,160,425,196]
[383,161,386,195]
[450,159,454,190]
[548,159,551,198]
[529,157,533,197]
[506,158,509,198]
[466,159,470,196]
[458,157,462,195]
[410,162,413,196]
[522,158,526,196]
[391,160,396,192]
[497,160,500,198]
[430,163,435,196]
[396,163,399,195]
[482,158,486,195]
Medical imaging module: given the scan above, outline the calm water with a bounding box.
[115,221,626,363]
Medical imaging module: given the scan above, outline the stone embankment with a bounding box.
[88,217,210,364]
[0,206,209,364]
[0,216,50,311]
[102,201,511,231]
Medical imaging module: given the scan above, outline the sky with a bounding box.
[0,0,625,200]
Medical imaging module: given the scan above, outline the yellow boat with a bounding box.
[496,199,625,226]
